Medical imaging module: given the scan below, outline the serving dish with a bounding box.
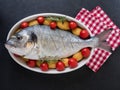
[6,13,94,74]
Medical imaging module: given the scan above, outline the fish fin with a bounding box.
[96,29,112,52]
[96,28,112,41]
[99,41,112,52]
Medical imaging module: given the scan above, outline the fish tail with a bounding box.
[96,29,112,52]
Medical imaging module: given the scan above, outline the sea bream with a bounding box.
[5,25,111,60]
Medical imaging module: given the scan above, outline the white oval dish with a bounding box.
[7,13,94,74]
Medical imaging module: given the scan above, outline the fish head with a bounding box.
[5,29,37,56]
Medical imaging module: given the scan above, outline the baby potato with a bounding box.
[43,19,52,25]
[36,60,42,67]
[72,52,83,61]
[72,27,82,36]
[29,20,39,26]
[57,21,70,30]
[22,58,29,62]
[48,60,57,69]
[61,58,69,67]
[15,28,22,33]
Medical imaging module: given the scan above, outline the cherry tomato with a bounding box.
[27,60,36,68]
[40,62,49,71]
[56,61,65,71]
[81,48,91,58]
[68,58,78,68]
[80,30,89,39]
[20,22,29,28]
[37,16,45,24]
[69,21,77,29]
[50,21,57,29]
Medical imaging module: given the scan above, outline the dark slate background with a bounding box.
[0,0,120,90]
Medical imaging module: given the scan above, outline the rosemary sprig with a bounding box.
[46,16,66,22]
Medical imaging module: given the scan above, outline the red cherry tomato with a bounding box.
[50,21,57,29]
[20,22,29,29]
[27,60,36,68]
[68,58,78,68]
[80,30,89,39]
[37,16,45,24]
[69,21,77,29]
[56,61,65,71]
[40,62,49,71]
[81,48,91,58]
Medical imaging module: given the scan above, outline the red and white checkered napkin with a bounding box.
[75,6,120,72]
[86,48,111,72]
[91,6,120,51]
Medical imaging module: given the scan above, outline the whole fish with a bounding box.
[5,25,111,60]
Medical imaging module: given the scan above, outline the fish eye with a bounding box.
[16,35,22,40]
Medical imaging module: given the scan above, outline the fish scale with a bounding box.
[33,25,93,59]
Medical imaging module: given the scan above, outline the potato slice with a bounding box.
[48,60,57,69]
[72,27,82,36]
[22,58,29,62]
[36,60,42,67]
[57,21,70,30]
[61,58,69,67]
[15,28,22,33]
[43,19,51,25]
[29,20,39,26]
[72,52,83,61]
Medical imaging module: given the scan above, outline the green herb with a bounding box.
[46,16,66,22]
[47,60,58,63]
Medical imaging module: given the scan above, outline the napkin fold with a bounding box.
[75,6,120,72]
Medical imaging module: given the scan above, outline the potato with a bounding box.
[57,21,70,30]
[36,60,42,67]
[15,28,22,33]
[61,58,69,67]
[72,52,83,61]
[29,20,39,26]
[43,19,51,25]
[72,27,82,36]
[48,60,57,69]
[22,58,29,62]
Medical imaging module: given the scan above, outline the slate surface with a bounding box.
[0,0,120,90]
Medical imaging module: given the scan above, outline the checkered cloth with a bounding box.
[75,6,120,72]
[86,48,111,72]
[76,8,108,36]
[91,6,120,51]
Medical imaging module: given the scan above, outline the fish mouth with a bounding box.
[5,41,20,55]
[5,41,16,49]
